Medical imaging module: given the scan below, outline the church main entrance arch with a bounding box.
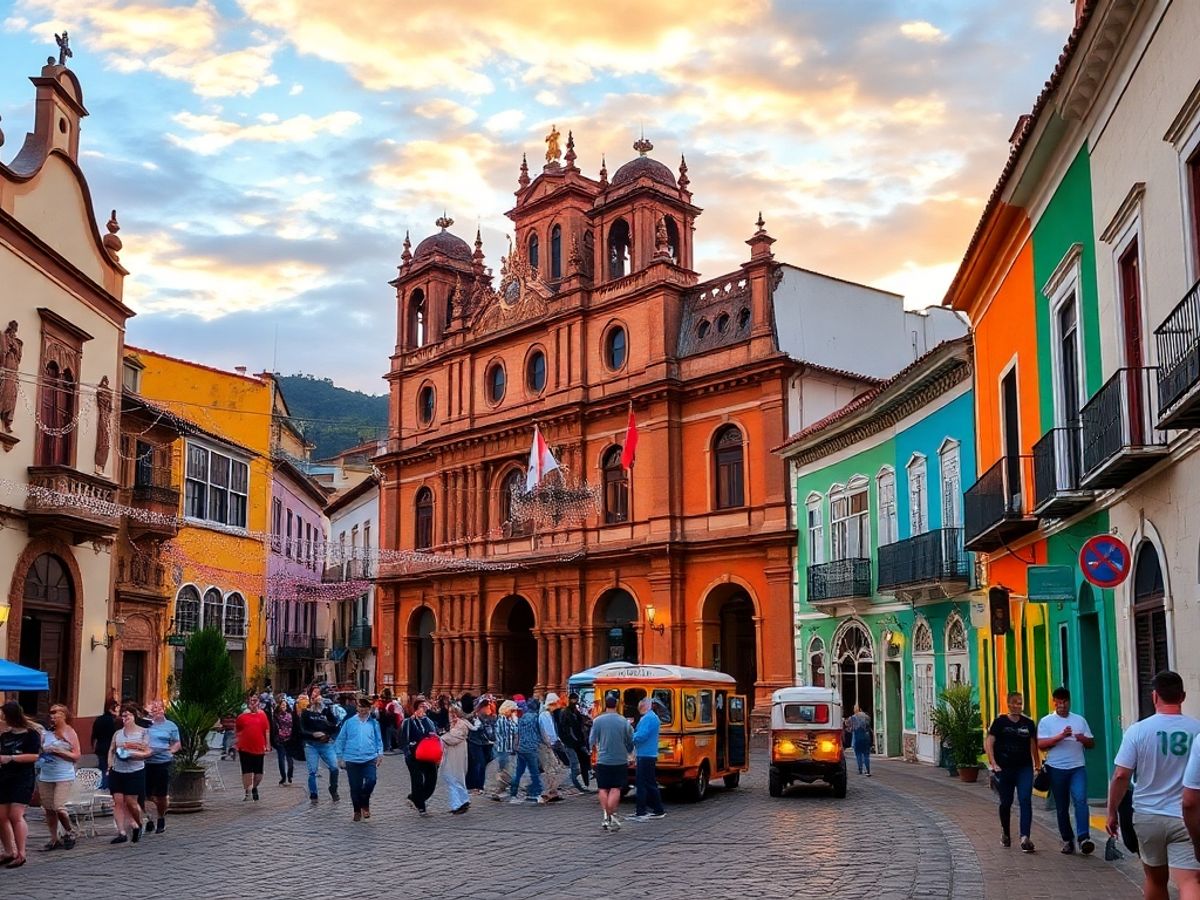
[700,583,758,705]
[408,607,435,697]
[492,595,537,696]
[593,588,639,665]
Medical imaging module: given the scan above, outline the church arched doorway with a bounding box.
[593,589,639,665]
[408,607,435,697]
[18,553,75,717]
[701,584,758,704]
[492,595,537,696]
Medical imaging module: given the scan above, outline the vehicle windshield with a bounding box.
[782,703,830,725]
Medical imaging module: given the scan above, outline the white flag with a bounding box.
[526,425,560,491]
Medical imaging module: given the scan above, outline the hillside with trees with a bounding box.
[275,374,388,461]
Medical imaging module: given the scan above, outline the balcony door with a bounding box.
[1120,239,1146,444]
[1001,367,1021,510]
[912,619,936,763]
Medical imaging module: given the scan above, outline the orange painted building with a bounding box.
[375,137,796,713]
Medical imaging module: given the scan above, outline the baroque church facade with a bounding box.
[375,133,799,712]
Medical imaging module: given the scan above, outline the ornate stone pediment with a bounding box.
[468,238,556,334]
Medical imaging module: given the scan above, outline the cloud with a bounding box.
[368,133,507,225]
[900,21,948,43]
[166,109,361,154]
[289,83,303,95]
[484,109,525,133]
[414,98,477,126]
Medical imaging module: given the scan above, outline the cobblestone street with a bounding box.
[1,749,1147,900]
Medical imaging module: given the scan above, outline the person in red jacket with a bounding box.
[235,694,271,802]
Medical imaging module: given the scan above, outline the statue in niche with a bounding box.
[0,321,22,434]
[94,374,113,470]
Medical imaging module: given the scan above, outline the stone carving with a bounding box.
[0,321,22,434]
[55,31,73,66]
[545,124,561,164]
[103,210,122,259]
[94,375,113,470]
[653,217,671,260]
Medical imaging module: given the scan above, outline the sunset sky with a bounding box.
[0,1,1076,391]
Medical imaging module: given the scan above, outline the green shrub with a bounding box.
[167,627,244,769]
[928,683,983,770]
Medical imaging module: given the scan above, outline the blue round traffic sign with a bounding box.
[1080,535,1131,589]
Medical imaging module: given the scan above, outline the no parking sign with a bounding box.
[1079,534,1132,589]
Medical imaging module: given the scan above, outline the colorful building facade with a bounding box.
[778,338,977,762]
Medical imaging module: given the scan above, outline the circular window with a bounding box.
[527,350,547,394]
[697,319,710,340]
[604,326,627,370]
[486,362,506,404]
[418,384,435,424]
[716,313,730,334]
[737,307,751,330]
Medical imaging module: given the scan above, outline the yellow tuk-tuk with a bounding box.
[591,664,748,801]
[768,686,847,798]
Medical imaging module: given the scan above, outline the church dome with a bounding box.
[611,155,677,189]
[414,216,472,261]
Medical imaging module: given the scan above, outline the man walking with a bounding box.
[335,697,383,822]
[589,691,633,831]
[559,693,594,793]
[300,695,341,806]
[1108,671,1200,900]
[490,700,519,800]
[509,698,546,805]
[1038,686,1095,854]
[629,697,665,822]
[236,692,271,803]
[538,693,566,802]
[985,691,1040,853]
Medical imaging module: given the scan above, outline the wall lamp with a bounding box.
[645,604,666,636]
[92,617,126,651]
[0,601,9,627]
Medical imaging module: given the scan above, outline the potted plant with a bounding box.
[167,627,244,812]
[929,683,983,783]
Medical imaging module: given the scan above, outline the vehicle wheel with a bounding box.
[723,772,740,790]
[768,770,783,798]
[687,762,710,802]
[831,775,847,799]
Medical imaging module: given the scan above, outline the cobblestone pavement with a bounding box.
[1,749,1146,900]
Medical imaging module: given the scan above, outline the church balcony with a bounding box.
[26,465,120,543]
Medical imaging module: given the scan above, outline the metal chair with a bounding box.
[201,755,226,792]
[65,767,103,837]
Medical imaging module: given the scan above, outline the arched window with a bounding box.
[224,592,247,638]
[418,384,435,424]
[831,477,869,559]
[550,224,563,279]
[806,493,825,565]
[716,313,730,334]
[40,361,76,465]
[527,232,540,271]
[415,487,434,550]
[604,325,627,370]
[907,453,928,535]
[938,439,962,529]
[607,218,631,279]
[408,289,426,349]
[835,621,875,719]
[174,585,201,633]
[501,468,529,537]
[664,215,681,263]
[876,467,898,546]
[697,319,711,341]
[808,636,826,687]
[526,350,547,394]
[912,619,933,654]
[487,362,506,404]
[1133,542,1168,718]
[737,307,751,331]
[202,588,224,631]
[602,446,628,524]
[713,425,745,509]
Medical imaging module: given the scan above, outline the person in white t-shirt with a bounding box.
[1107,671,1200,900]
[1037,686,1096,855]
[1182,738,1200,867]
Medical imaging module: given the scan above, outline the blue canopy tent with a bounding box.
[0,658,50,692]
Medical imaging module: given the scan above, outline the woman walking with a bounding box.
[38,704,80,851]
[441,704,473,814]
[108,702,152,844]
[270,694,295,785]
[402,698,439,817]
[467,697,495,794]
[847,705,873,776]
[0,702,42,868]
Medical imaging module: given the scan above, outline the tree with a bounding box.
[167,627,244,769]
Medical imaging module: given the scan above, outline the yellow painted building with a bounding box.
[125,348,290,693]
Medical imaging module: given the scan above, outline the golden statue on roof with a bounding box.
[545,124,561,164]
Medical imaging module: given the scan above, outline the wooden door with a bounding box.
[1120,240,1145,444]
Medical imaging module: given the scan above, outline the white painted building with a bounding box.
[1084,0,1200,721]
[322,474,378,693]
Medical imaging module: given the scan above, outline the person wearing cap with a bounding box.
[589,691,634,831]
[558,693,594,793]
[629,697,666,821]
[491,700,519,800]
[335,697,383,822]
[539,693,566,802]
[509,697,546,805]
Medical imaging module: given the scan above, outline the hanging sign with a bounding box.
[1079,534,1132,589]
[968,598,988,629]
[1027,565,1076,602]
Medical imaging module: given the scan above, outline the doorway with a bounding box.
[1078,593,1110,796]
[1001,367,1022,507]
[593,589,638,665]
[493,595,537,696]
[409,607,435,697]
[912,618,935,762]
[835,622,875,728]
[18,553,74,717]
[121,651,146,705]
[1132,544,1168,719]
[701,585,758,704]
[1119,240,1145,442]
[885,660,903,758]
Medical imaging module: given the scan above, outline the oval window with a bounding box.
[527,350,547,394]
[487,363,506,404]
[697,319,710,340]
[418,385,435,424]
[737,307,751,330]
[605,326,627,370]
[716,313,730,334]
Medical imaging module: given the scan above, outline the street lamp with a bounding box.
[91,617,126,651]
[0,601,9,627]
[645,604,666,636]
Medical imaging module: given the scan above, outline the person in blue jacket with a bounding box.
[630,697,665,821]
[334,697,383,822]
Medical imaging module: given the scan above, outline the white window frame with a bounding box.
[184,440,249,529]
[906,453,928,536]
[805,492,825,565]
[876,466,898,546]
[937,438,962,529]
[1165,91,1200,283]
[1042,244,1086,428]
[830,476,869,560]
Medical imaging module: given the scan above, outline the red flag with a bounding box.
[621,407,638,470]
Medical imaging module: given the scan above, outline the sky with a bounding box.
[0,0,1077,393]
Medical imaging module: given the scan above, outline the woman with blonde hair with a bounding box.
[38,704,80,851]
[108,702,152,844]
[440,703,474,814]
